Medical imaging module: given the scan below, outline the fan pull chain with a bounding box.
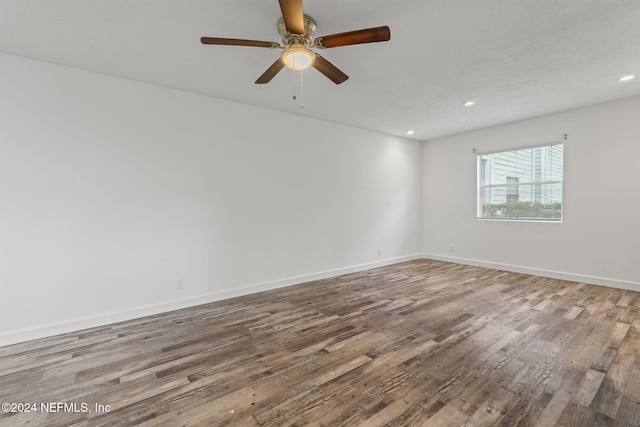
[289,55,304,109]
[292,64,297,102]
[300,70,304,109]
[291,70,304,109]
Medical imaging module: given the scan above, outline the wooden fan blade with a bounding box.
[255,59,286,84]
[278,0,305,35]
[200,37,280,48]
[312,54,348,84]
[314,26,390,49]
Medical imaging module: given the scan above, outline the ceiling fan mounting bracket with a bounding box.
[313,37,326,49]
[277,15,316,47]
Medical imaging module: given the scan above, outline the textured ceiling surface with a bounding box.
[1,0,639,140]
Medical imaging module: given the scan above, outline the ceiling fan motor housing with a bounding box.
[278,15,316,47]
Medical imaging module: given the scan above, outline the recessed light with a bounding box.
[406,130,415,135]
[619,75,635,82]
[464,101,475,107]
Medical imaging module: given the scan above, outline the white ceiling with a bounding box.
[1,0,639,140]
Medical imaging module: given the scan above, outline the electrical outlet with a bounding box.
[176,279,184,290]
[377,248,382,256]
[449,245,455,253]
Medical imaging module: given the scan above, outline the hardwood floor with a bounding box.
[1,259,639,426]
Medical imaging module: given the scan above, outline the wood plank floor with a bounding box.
[1,259,640,426]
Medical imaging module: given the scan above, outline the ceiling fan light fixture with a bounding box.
[281,45,315,70]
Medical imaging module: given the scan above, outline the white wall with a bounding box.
[0,53,422,346]
[422,95,640,290]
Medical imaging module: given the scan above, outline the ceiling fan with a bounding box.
[200,0,391,85]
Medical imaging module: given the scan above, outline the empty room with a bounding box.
[1,0,639,426]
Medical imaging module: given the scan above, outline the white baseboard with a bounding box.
[421,253,640,292]
[5,252,635,348]
[0,254,422,347]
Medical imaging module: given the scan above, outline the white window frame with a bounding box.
[476,141,564,222]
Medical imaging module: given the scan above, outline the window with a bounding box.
[477,142,563,221]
